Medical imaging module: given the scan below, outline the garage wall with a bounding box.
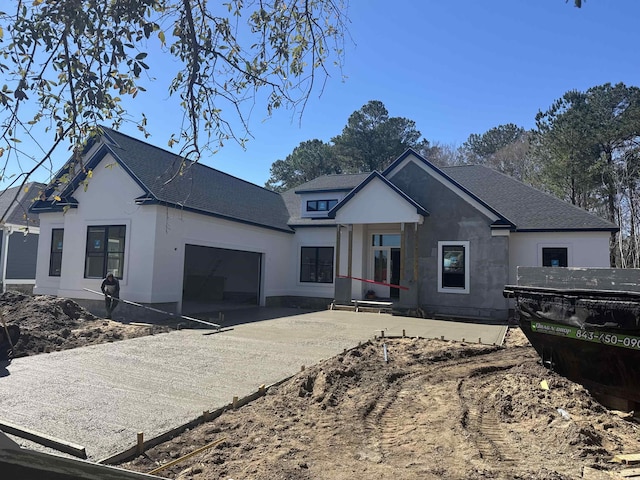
[149,206,294,307]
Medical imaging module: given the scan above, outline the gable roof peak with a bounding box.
[33,126,292,232]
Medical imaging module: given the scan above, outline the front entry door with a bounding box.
[370,234,401,300]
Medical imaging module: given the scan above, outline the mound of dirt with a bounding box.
[0,291,171,357]
[121,329,640,479]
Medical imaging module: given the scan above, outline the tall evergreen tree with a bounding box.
[331,100,427,172]
[265,140,340,192]
[535,83,640,266]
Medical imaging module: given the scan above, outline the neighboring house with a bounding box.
[30,128,617,320]
[0,182,44,293]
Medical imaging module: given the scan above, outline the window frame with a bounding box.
[437,241,470,294]
[306,199,338,212]
[84,225,126,279]
[49,228,64,277]
[541,246,569,267]
[299,246,334,284]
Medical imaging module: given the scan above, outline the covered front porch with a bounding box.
[333,222,423,311]
[327,171,429,311]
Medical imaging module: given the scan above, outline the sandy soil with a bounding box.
[118,328,640,480]
[0,291,172,357]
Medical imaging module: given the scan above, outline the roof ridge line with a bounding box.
[100,127,282,197]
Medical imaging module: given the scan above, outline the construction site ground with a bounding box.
[2,292,640,479]
[0,294,505,461]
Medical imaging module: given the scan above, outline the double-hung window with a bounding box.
[85,225,126,278]
[300,247,334,283]
[49,229,64,276]
[438,241,470,294]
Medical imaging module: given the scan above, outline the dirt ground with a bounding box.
[117,328,640,480]
[3,291,640,479]
[0,291,172,358]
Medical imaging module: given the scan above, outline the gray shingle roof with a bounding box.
[284,161,617,231]
[36,129,616,233]
[100,128,292,232]
[294,173,369,193]
[0,182,45,228]
[442,165,617,231]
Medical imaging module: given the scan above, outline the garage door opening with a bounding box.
[183,244,262,312]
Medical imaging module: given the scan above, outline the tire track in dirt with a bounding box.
[360,345,537,474]
[456,347,539,473]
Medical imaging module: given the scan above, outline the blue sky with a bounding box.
[19,1,640,188]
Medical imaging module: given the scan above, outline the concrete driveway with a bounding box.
[0,308,507,461]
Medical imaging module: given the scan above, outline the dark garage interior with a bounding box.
[182,244,262,310]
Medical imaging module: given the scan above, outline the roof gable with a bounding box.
[383,149,513,228]
[31,128,293,233]
[328,172,428,224]
[285,148,617,233]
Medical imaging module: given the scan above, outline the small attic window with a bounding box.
[307,199,338,212]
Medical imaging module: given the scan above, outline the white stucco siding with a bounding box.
[290,227,337,298]
[33,213,65,294]
[334,179,423,225]
[147,206,294,305]
[508,231,611,284]
[35,156,150,300]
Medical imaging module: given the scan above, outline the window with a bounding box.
[49,229,64,276]
[542,247,568,267]
[306,199,338,212]
[372,234,401,247]
[300,247,334,283]
[438,241,470,294]
[85,225,126,279]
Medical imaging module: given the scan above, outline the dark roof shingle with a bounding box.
[0,182,45,228]
[98,128,292,233]
[442,165,617,231]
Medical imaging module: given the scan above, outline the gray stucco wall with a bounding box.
[391,162,510,321]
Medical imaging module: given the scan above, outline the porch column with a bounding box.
[333,224,353,304]
[347,224,353,278]
[335,225,341,277]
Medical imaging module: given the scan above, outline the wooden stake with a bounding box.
[136,432,144,455]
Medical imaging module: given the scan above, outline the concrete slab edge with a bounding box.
[98,375,294,466]
[99,340,376,466]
